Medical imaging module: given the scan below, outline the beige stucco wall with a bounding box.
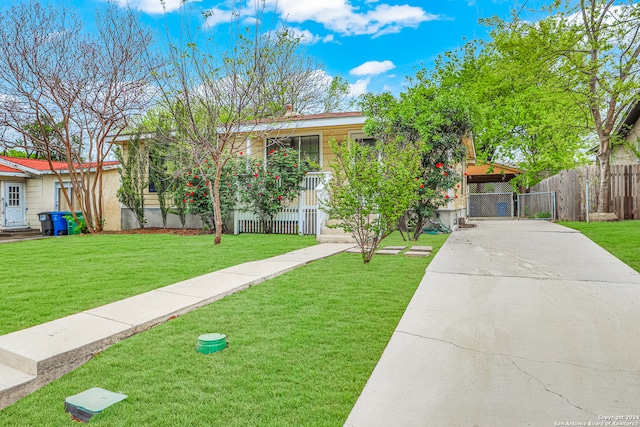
[21,169,121,231]
[101,169,121,231]
[120,123,366,209]
[118,123,471,228]
[25,176,44,228]
[612,119,640,165]
[244,123,365,172]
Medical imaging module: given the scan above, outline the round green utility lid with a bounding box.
[196,333,227,354]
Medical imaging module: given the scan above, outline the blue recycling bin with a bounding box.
[496,202,508,217]
[38,211,69,236]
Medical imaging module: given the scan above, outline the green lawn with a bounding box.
[0,232,448,426]
[0,233,316,335]
[560,220,640,272]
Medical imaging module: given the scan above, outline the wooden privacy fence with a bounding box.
[530,165,640,221]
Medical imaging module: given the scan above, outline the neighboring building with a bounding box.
[112,111,476,234]
[610,100,640,165]
[0,156,121,232]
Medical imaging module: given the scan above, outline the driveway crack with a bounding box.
[395,330,602,415]
[506,356,595,415]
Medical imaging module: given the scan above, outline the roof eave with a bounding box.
[0,158,46,175]
[616,100,640,137]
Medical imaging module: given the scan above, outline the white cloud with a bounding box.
[111,0,194,14]
[203,7,236,28]
[349,60,395,76]
[323,34,335,43]
[263,0,439,37]
[349,78,370,97]
[288,27,333,45]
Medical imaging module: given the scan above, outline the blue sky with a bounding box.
[47,0,527,96]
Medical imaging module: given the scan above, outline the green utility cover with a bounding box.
[65,387,127,422]
[196,333,227,354]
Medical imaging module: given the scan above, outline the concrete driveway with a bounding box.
[345,220,640,427]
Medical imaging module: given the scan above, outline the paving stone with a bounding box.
[383,246,407,251]
[376,249,402,256]
[346,246,374,254]
[404,251,431,257]
[410,246,433,252]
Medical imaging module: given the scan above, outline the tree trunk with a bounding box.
[596,149,611,213]
[213,166,223,246]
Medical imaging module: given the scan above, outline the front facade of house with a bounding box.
[0,156,121,232]
[115,112,476,233]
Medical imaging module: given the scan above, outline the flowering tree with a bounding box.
[237,148,309,233]
[176,159,238,233]
[361,82,470,241]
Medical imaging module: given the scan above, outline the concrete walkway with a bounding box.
[346,221,640,426]
[0,242,355,409]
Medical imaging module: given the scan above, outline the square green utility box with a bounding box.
[64,387,127,422]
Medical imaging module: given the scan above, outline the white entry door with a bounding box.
[4,182,25,227]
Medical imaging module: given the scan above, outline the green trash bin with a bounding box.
[65,212,84,235]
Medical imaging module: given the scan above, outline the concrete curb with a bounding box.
[0,242,355,410]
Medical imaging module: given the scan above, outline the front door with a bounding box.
[4,182,25,227]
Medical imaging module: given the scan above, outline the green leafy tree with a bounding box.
[361,83,470,241]
[553,0,640,212]
[168,184,188,229]
[16,118,66,161]
[469,1,640,210]
[323,76,352,113]
[115,134,148,229]
[237,147,309,233]
[148,141,172,228]
[428,29,590,189]
[325,137,423,263]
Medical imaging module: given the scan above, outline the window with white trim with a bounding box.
[266,135,320,166]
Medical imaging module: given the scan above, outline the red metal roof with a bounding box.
[0,156,119,172]
[0,164,23,173]
[0,156,68,171]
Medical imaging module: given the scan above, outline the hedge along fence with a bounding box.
[530,165,640,221]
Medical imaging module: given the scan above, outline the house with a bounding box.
[609,100,640,165]
[113,111,476,234]
[0,156,121,232]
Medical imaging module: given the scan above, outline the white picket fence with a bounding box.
[232,172,330,236]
